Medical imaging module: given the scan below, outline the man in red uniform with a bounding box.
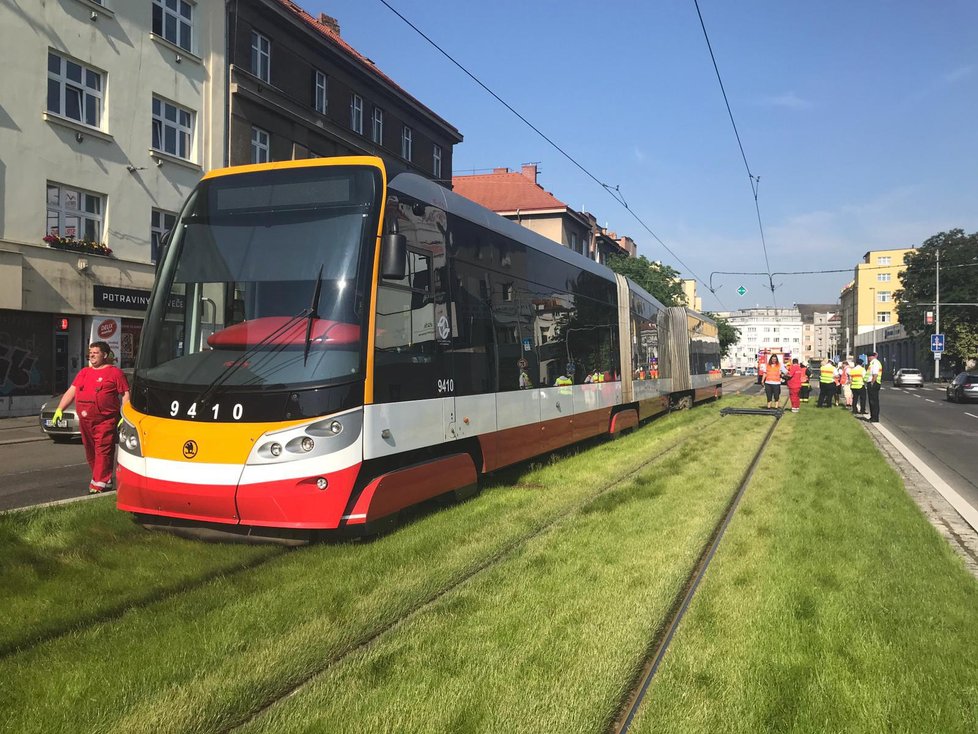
[53,341,130,493]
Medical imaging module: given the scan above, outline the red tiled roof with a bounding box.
[272,0,461,139]
[452,170,569,212]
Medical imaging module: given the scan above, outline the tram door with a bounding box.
[373,198,456,441]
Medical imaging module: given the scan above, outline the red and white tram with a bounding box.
[116,157,721,541]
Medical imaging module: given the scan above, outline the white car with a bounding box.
[893,368,923,388]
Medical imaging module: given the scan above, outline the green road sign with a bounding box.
[737,286,748,296]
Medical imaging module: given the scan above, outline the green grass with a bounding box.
[0,499,280,654]
[0,396,732,734]
[234,417,773,733]
[629,408,978,733]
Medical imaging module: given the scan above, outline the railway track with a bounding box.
[222,413,732,732]
[0,409,724,666]
[611,404,783,734]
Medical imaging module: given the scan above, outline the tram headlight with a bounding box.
[118,419,142,457]
[300,436,315,452]
[329,420,342,435]
[269,442,283,457]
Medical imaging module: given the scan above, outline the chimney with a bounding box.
[521,163,537,183]
[318,13,340,35]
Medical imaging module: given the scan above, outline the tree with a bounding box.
[605,254,686,307]
[705,312,740,360]
[894,229,978,373]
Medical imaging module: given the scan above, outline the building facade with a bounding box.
[452,165,631,262]
[796,303,840,362]
[840,247,914,357]
[720,307,803,373]
[228,1,462,180]
[0,0,226,416]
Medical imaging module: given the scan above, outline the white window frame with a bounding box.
[877,272,891,282]
[876,311,891,324]
[251,31,271,83]
[46,182,104,243]
[47,51,103,128]
[877,290,891,303]
[350,94,363,134]
[372,106,383,144]
[251,126,270,164]
[401,125,413,161]
[152,96,194,160]
[314,71,328,114]
[432,144,442,179]
[152,0,193,52]
[878,256,891,265]
[151,208,177,263]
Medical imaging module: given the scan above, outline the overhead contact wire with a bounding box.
[692,0,775,305]
[377,0,722,309]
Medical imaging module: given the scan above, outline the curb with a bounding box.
[0,436,53,446]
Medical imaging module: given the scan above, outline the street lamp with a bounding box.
[934,248,941,381]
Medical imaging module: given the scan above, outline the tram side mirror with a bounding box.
[381,233,407,280]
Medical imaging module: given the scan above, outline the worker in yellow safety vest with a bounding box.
[849,359,867,415]
[817,359,836,408]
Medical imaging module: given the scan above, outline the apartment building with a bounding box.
[0,0,225,416]
[720,307,803,373]
[228,1,462,180]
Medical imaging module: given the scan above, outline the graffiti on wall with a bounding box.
[0,311,53,396]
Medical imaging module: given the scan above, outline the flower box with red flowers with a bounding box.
[43,235,113,257]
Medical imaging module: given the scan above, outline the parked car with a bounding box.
[38,369,133,442]
[946,372,978,403]
[38,394,80,442]
[893,368,924,388]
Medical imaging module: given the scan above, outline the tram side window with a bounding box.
[374,250,437,402]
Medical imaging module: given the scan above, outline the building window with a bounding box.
[877,290,891,303]
[371,106,383,144]
[432,144,442,179]
[46,182,104,243]
[349,94,363,134]
[878,256,891,265]
[401,126,412,161]
[47,51,103,128]
[251,126,269,163]
[151,209,176,263]
[877,311,891,324]
[314,71,328,114]
[152,96,194,159]
[569,232,579,254]
[152,0,193,52]
[251,31,271,82]
[877,272,891,282]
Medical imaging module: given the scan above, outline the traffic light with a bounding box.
[925,311,934,325]
[56,317,70,332]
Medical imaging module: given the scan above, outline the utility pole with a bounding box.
[935,248,941,381]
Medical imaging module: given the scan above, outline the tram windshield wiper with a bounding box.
[303,264,325,365]
[196,306,312,407]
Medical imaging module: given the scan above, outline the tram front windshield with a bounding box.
[138,165,381,391]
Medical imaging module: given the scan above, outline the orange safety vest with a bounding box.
[765,363,782,383]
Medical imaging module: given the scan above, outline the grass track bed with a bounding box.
[236,419,773,733]
[629,409,978,733]
[0,501,280,655]
[0,397,739,734]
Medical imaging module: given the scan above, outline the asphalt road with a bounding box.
[0,426,91,512]
[878,383,978,510]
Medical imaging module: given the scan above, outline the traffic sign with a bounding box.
[931,333,945,353]
[736,285,747,297]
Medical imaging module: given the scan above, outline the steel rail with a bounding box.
[612,407,782,734]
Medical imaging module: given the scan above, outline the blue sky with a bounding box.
[305,1,978,310]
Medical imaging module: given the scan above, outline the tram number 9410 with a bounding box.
[437,378,455,394]
[170,400,244,421]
